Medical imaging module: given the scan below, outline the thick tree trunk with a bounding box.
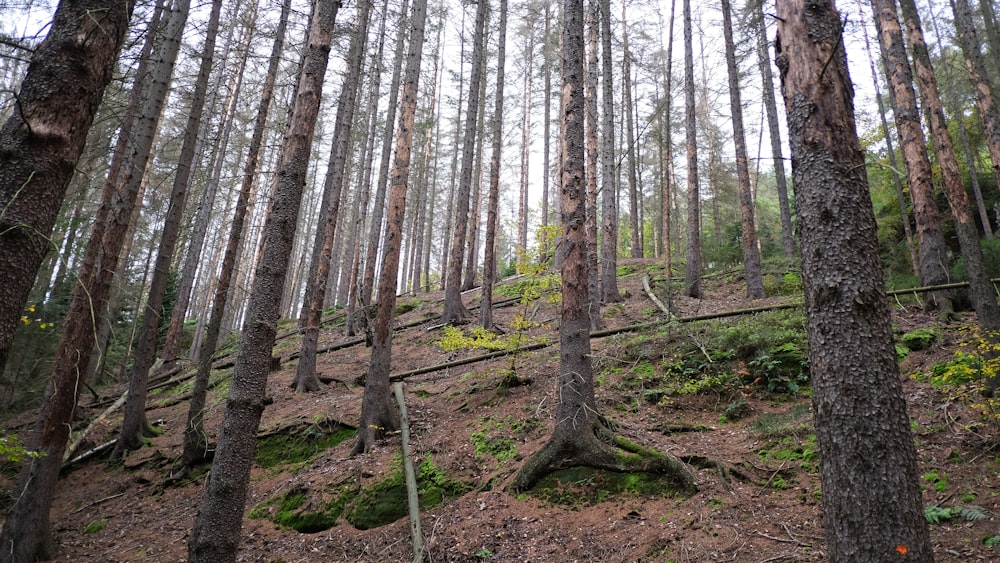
[899,0,1000,330]
[442,0,488,322]
[293,0,371,393]
[599,0,622,303]
[775,1,933,559]
[0,1,136,559]
[113,0,217,461]
[721,0,764,300]
[354,0,428,455]
[871,0,953,315]
[187,0,341,559]
[181,0,292,470]
[682,0,701,298]
[481,0,508,329]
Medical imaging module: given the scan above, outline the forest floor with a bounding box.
[3,257,1000,562]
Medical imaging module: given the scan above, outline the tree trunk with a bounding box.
[0,1,136,559]
[659,0,676,281]
[622,6,641,259]
[599,0,622,303]
[542,2,552,235]
[721,0,764,300]
[519,14,535,259]
[871,0,953,315]
[481,0,508,329]
[354,0,429,455]
[584,1,602,330]
[181,0,292,470]
[682,0,701,298]
[774,2,933,559]
[187,0,342,558]
[898,0,1000,330]
[442,0,488,322]
[440,9,466,291]
[113,0,217,461]
[463,53,490,292]
[293,0,371,393]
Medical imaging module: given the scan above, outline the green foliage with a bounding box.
[747,343,810,394]
[255,421,356,469]
[758,434,819,474]
[895,343,910,361]
[529,466,690,507]
[763,271,804,297]
[952,237,1000,281]
[923,469,948,493]
[469,416,538,466]
[750,404,812,439]
[902,328,936,351]
[985,534,1000,547]
[915,328,1000,424]
[394,299,425,316]
[723,398,749,421]
[924,504,987,524]
[83,518,107,535]
[710,309,808,362]
[0,432,43,463]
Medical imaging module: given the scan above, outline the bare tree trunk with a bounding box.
[871,0,954,315]
[542,2,553,235]
[659,0,676,280]
[293,0,371,393]
[0,0,136,558]
[599,0,621,302]
[481,0,508,329]
[181,0,292,470]
[721,0,764,299]
[464,52,490,292]
[113,0,218,461]
[354,0,428,455]
[621,4,641,259]
[584,0,602,330]
[682,0,701,298]
[774,2,933,558]
[442,0,488,322]
[187,0,342,558]
[899,0,1000,329]
[519,13,536,259]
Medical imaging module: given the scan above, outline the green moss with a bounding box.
[902,328,936,351]
[255,422,356,469]
[83,517,107,535]
[529,466,687,507]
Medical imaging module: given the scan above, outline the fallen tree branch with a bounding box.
[394,383,424,563]
[64,392,128,462]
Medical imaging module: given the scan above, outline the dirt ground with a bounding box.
[3,258,999,562]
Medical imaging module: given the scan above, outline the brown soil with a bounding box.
[4,258,999,562]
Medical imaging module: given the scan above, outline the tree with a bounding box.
[584,0,602,330]
[898,0,1000,329]
[621,6,641,259]
[442,0,488,322]
[721,0,764,299]
[599,0,621,303]
[114,0,220,461]
[354,0,430,455]
[871,0,954,315]
[774,1,933,559]
[682,0,701,298]
[513,0,694,494]
[187,0,343,558]
[181,0,293,470]
[0,0,135,375]
[0,2,136,558]
[481,0,508,329]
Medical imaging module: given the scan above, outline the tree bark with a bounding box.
[187,0,342,559]
[354,0,429,455]
[599,0,622,303]
[774,1,933,559]
[481,0,508,329]
[0,1,136,559]
[682,0,701,298]
[584,1,602,330]
[621,5,641,259]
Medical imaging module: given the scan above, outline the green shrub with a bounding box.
[902,328,936,351]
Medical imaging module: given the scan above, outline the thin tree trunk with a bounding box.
[599,0,621,302]
[187,0,342,558]
[660,0,676,280]
[354,0,429,454]
[621,3,641,259]
[542,2,552,235]
[682,0,701,298]
[463,51,489,292]
[519,14,535,259]
[774,2,933,559]
[721,0,764,299]
[481,0,508,329]
[584,0,602,330]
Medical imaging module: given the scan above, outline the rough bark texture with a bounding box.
[0,2,136,559]
[182,0,292,469]
[0,0,134,375]
[294,0,371,393]
[721,0,764,300]
[187,0,341,559]
[519,16,535,258]
[114,0,212,461]
[584,2,602,331]
[354,0,428,455]
[774,1,934,560]
[899,0,1000,330]
[622,6,641,259]
[660,0,676,282]
[599,0,621,303]
[871,0,953,314]
[481,0,508,330]
[442,0,487,322]
[682,0,701,298]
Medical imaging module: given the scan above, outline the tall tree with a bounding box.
[0,0,135,375]
[542,1,553,234]
[442,0,488,322]
[519,9,536,258]
[0,1,136,558]
[721,0,764,299]
[294,0,372,393]
[774,1,933,559]
[481,0,508,329]
[181,0,292,470]
[752,0,794,256]
[584,0,602,330]
[897,0,1000,329]
[621,4,641,258]
[113,0,219,461]
[187,0,342,558]
[659,0,677,280]
[872,0,954,315]
[682,0,701,298]
[353,0,429,454]
[599,0,622,302]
